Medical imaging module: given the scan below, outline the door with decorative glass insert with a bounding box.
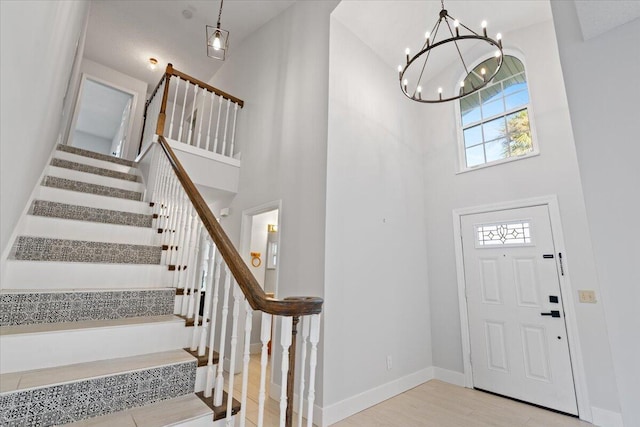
[461,205,578,415]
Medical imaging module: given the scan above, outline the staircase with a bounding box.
[0,145,225,426]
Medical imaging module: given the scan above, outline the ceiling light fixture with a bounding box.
[148,57,158,70]
[206,0,229,60]
[398,0,503,103]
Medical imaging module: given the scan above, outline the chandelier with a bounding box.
[398,0,504,103]
[206,0,229,60]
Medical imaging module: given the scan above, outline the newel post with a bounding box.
[285,316,300,427]
[156,63,174,137]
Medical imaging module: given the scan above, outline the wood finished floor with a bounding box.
[226,355,591,427]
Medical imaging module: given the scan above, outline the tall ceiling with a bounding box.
[84,0,296,91]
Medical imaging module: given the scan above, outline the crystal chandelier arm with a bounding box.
[444,14,470,76]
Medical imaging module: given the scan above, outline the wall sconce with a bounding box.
[250,252,261,267]
[267,224,277,233]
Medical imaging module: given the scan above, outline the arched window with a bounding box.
[459,55,534,169]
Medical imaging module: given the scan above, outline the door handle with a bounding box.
[541,310,561,318]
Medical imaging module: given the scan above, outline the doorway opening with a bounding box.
[69,76,135,158]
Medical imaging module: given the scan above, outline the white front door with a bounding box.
[461,205,578,415]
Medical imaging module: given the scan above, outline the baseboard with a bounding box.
[432,366,466,387]
[320,367,434,427]
[591,406,624,427]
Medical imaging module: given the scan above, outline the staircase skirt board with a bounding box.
[42,176,143,201]
[50,158,141,183]
[12,237,162,264]
[57,144,136,168]
[0,289,174,326]
[0,361,196,426]
[30,200,153,228]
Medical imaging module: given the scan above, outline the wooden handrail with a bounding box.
[156,136,322,317]
[167,64,244,108]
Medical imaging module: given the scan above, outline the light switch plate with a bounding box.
[578,290,597,303]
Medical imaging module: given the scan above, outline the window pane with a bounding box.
[463,125,483,148]
[461,93,480,112]
[506,109,530,135]
[509,132,533,156]
[466,145,485,167]
[480,84,502,103]
[503,73,527,95]
[482,116,506,141]
[462,108,481,126]
[494,56,525,81]
[485,138,508,163]
[482,99,505,118]
[505,91,529,110]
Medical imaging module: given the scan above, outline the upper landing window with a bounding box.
[459,55,534,169]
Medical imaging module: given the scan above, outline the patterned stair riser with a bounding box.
[57,144,136,167]
[51,158,141,183]
[0,290,175,326]
[12,237,162,264]
[0,361,196,426]
[42,176,143,201]
[30,200,152,228]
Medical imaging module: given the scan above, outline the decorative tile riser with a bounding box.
[0,361,196,426]
[56,144,136,167]
[51,158,140,182]
[0,290,174,327]
[30,200,152,228]
[12,237,162,264]
[42,176,142,201]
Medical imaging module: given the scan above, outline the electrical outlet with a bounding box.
[386,356,393,370]
[578,290,597,303]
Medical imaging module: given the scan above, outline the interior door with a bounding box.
[461,205,578,415]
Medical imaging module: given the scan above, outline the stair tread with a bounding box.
[1,287,173,293]
[0,348,194,393]
[64,393,213,427]
[0,314,183,336]
[42,176,143,201]
[51,157,141,182]
[57,144,136,167]
[30,200,153,228]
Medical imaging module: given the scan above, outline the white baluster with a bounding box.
[279,316,293,427]
[174,201,192,290]
[204,252,223,397]
[297,317,311,427]
[196,87,206,149]
[199,239,216,356]
[191,227,207,350]
[306,314,321,427]
[169,77,181,138]
[239,300,253,427]
[213,95,223,154]
[229,102,239,158]
[180,212,199,315]
[214,264,232,407]
[221,98,231,157]
[205,90,215,151]
[178,80,189,142]
[225,283,242,425]
[257,312,272,427]
[187,84,198,146]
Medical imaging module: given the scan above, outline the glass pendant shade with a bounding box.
[206,25,229,60]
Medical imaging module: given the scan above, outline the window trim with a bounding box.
[454,50,539,173]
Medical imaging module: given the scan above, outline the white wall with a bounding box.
[419,18,621,415]
[1,0,89,258]
[72,130,112,155]
[323,18,432,423]
[76,58,148,161]
[550,2,640,425]
[208,0,339,406]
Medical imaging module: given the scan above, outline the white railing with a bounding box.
[139,68,322,425]
[139,64,242,160]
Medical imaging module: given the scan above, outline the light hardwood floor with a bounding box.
[230,355,591,427]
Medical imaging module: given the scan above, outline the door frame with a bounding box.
[452,195,592,422]
[67,73,139,159]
